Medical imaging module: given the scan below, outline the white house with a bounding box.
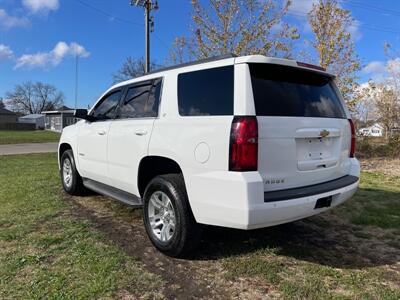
[42,106,78,132]
[358,123,384,137]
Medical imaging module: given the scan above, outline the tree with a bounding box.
[6,82,64,114]
[384,43,400,98]
[374,84,400,138]
[0,98,5,109]
[308,0,361,108]
[353,82,379,124]
[113,57,159,83]
[168,0,299,64]
[356,81,399,138]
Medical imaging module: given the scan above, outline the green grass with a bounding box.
[346,172,400,228]
[0,130,60,144]
[1,153,399,299]
[0,154,163,299]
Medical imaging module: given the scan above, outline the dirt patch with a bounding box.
[63,193,268,300]
[360,157,400,177]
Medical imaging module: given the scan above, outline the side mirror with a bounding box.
[74,109,95,122]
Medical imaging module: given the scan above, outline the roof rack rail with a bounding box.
[146,54,237,75]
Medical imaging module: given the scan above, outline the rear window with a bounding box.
[178,66,234,116]
[249,63,346,118]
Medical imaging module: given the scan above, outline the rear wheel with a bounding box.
[143,174,202,257]
[60,149,86,195]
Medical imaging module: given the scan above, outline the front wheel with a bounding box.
[143,174,202,257]
[60,149,86,195]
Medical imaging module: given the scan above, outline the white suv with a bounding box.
[59,55,360,257]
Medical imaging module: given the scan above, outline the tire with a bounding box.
[143,174,202,257]
[60,149,86,195]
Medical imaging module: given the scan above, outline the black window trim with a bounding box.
[90,88,123,122]
[115,77,164,120]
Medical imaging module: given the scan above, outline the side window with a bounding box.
[118,78,162,119]
[92,90,121,120]
[178,66,234,116]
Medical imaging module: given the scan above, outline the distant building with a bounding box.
[358,123,384,137]
[42,106,78,132]
[18,114,45,129]
[0,107,17,124]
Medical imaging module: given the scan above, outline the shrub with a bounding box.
[357,135,400,158]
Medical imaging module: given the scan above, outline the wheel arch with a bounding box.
[137,156,184,198]
[58,143,72,165]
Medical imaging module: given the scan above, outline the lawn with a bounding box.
[0,154,162,299]
[0,153,399,299]
[0,130,60,145]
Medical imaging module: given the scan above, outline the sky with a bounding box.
[0,0,400,109]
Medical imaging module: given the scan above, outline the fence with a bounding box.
[0,123,36,130]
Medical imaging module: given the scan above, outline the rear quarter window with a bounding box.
[249,63,346,118]
[178,66,234,116]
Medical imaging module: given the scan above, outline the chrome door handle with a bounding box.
[97,130,106,135]
[134,130,148,136]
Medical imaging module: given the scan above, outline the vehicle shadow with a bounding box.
[189,188,400,269]
[67,187,400,272]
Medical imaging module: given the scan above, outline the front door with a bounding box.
[77,89,122,183]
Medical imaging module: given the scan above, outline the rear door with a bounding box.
[248,63,352,192]
[107,78,162,195]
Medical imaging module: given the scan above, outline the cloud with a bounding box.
[387,58,400,73]
[22,0,59,14]
[289,1,362,41]
[288,0,318,33]
[14,41,90,69]
[0,44,14,60]
[0,9,30,29]
[363,58,400,82]
[289,0,318,15]
[363,61,386,74]
[349,19,362,41]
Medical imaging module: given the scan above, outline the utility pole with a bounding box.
[131,0,158,73]
[74,54,79,110]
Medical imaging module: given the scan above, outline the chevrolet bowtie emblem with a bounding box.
[320,129,330,138]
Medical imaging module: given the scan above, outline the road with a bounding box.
[0,143,58,155]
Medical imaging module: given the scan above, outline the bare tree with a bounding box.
[6,82,64,114]
[113,57,159,83]
[308,0,361,108]
[384,43,400,98]
[168,0,299,64]
[353,82,379,124]
[168,37,195,65]
[0,98,5,109]
[374,84,400,138]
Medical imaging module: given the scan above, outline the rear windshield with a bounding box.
[249,63,346,118]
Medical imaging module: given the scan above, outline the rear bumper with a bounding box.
[186,158,360,229]
[247,178,358,229]
[264,175,358,202]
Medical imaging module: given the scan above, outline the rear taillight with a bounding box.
[348,119,356,158]
[229,116,258,171]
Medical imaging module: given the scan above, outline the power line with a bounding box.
[288,9,400,35]
[74,0,142,26]
[340,0,400,17]
[72,0,170,51]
